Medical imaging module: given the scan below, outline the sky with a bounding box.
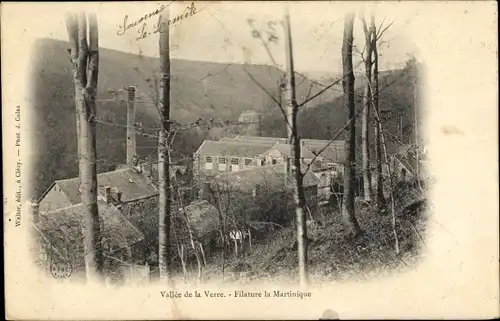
[18,1,421,74]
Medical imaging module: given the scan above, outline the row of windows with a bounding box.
[205,156,253,166]
[204,156,319,167]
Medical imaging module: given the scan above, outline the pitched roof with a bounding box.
[215,164,321,192]
[195,140,274,158]
[54,168,158,205]
[219,136,345,163]
[34,199,144,268]
[221,135,288,144]
[262,142,316,159]
[302,139,345,163]
[238,110,261,118]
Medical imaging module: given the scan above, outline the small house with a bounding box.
[32,198,145,282]
[37,167,159,217]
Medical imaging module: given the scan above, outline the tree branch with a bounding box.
[243,67,293,132]
[376,19,395,41]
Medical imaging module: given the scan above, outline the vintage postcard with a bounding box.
[2,1,499,319]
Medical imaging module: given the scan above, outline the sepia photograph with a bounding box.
[2,1,498,319]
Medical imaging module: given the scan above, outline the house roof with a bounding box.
[215,164,321,192]
[194,140,274,158]
[219,136,346,163]
[301,139,346,163]
[53,168,158,205]
[33,198,144,268]
[221,135,288,144]
[238,110,261,117]
[262,142,316,159]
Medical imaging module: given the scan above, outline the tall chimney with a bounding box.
[31,202,39,223]
[126,86,136,167]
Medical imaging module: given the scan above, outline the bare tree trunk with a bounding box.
[284,7,308,286]
[211,184,227,282]
[179,245,188,281]
[126,86,136,167]
[361,17,373,202]
[414,75,420,178]
[158,8,172,282]
[372,93,400,254]
[371,15,386,210]
[341,13,362,238]
[66,12,104,284]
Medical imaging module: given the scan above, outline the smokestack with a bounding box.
[126,86,136,167]
[31,202,39,223]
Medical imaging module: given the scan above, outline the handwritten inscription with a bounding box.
[117,3,171,36]
[117,2,197,42]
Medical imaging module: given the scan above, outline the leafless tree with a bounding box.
[360,13,374,202]
[283,7,309,286]
[341,12,363,238]
[65,12,104,283]
[371,14,386,210]
[157,8,172,282]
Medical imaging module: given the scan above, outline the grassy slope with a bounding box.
[192,187,428,284]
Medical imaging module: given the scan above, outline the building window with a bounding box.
[205,156,213,170]
[218,157,226,171]
[230,158,239,172]
[327,163,337,170]
[244,158,253,166]
[272,158,277,165]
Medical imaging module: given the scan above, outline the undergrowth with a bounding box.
[185,186,428,284]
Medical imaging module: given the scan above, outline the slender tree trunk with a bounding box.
[158,8,172,282]
[414,75,420,178]
[361,16,373,202]
[341,13,362,238]
[126,86,136,167]
[66,12,104,284]
[371,15,386,210]
[66,15,82,177]
[283,7,308,286]
[210,184,227,282]
[371,91,400,254]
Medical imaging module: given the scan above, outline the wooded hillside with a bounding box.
[30,38,417,199]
